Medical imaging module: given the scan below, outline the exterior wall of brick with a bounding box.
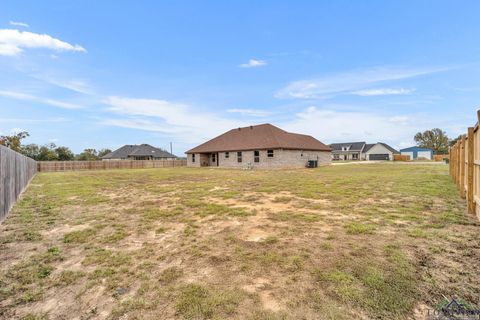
[187,149,331,168]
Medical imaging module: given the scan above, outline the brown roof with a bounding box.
[186,124,331,153]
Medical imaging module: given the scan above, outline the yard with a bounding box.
[1,163,479,319]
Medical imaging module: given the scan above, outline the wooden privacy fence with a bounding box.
[37,159,187,172]
[449,110,480,219]
[394,154,411,161]
[0,145,37,221]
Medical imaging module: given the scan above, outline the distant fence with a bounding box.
[449,110,480,219]
[434,154,449,162]
[394,154,410,161]
[0,145,37,221]
[37,159,187,172]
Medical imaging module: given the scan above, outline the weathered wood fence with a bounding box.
[449,110,480,219]
[37,159,187,172]
[0,145,37,221]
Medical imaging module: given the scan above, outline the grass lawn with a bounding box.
[1,163,479,319]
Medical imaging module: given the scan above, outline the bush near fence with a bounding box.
[0,145,37,221]
[37,159,187,172]
[449,110,480,220]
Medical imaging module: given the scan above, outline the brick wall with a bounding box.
[187,149,331,168]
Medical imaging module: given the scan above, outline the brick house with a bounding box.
[185,124,331,168]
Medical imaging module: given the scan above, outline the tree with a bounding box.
[76,149,99,161]
[0,131,29,152]
[20,143,40,159]
[55,146,75,161]
[98,148,112,158]
[414,128,450,154]
[37,143,59,161]
[449,134,464,147]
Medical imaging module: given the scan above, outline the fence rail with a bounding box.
[0,145,37,221]
[449,110,480,220]
[37,159,187,172]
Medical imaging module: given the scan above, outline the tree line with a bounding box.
[0,131,111,161]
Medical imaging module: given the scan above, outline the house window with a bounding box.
[237,152,242,163]
[267,149,274,158]
[192,154,195,162]
[212,153,216,162]
[352,153,358,160]
[333,154,339,160]
[254,150,260,163]
[225,152,229,158]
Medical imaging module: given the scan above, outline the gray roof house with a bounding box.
[329,141,399,161]
[330,142,366,160]
[101,144,176,161]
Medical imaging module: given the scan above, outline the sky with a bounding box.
[1,1,480,155]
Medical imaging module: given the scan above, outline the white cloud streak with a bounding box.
[280,106,417,149]
[239,59,267,68]
[351,88,415,96]
[103,96,248,143]
[0,29,86,56]
[9,21,29,28]
[0,90,83,109]
[276,66,448,99]
[226,108,272,117]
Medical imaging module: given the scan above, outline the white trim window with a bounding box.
[267,149,274,158]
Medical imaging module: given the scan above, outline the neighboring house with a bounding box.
[101,144,176,160]
[363,143,399,161]
[330,142,399,161]
[185,124,331,168]
[400,146,433,160]
[330,142,366,160]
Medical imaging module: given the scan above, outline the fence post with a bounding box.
[467,127,475,214]
[460,136,466,198]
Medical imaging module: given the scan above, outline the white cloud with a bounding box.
[0,117,68,123]
[226,108,272,117]
[10,127,26,134]
[276,66,448,99]
[351,88,415,96]
[239,59,267,68]
[0,29,86,56]
[280,106,419,149]
[0,90,83,109]
[9,21,29,28]
[103,96,248,143]
[33,76,93,94]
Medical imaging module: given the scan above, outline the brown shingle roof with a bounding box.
[186,124,331,153]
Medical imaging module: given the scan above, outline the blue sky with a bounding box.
[1,1,479,155]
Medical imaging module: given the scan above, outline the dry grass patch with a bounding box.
[1,164,479,319]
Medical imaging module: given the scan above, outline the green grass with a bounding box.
[344,221,376,234]
[0,164,478,319]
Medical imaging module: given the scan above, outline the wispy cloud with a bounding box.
[0,90,83,109]
[103,96,248,143]
[351,88,415,96]
[0,29,86,56]
[32,75,93,94]
[281,106,419,149]
[276,66,448,99]
[239,59,267,68]
[0,117,68,123]
[9,21,29,28]
[226,108,272,117]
